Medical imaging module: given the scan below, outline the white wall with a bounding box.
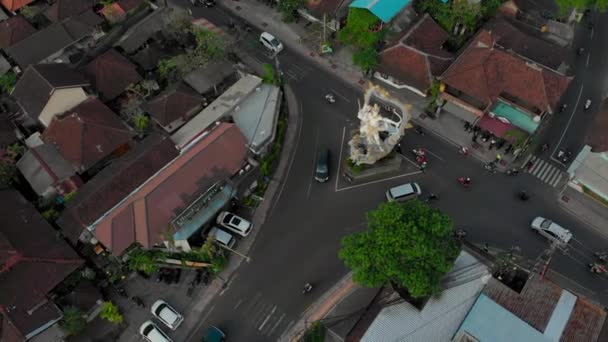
[39,88,88,127]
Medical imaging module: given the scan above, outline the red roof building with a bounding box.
[0,189,83,341]
[0,0,33,12]
[41,98,134,173]
[440,30,572,118]
[84,49,143,101]
[376,14,453,95]
[144,82,204,133]
[0,16,36,49]
[91,123,248,255]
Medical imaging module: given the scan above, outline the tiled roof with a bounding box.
[57,133,178,243]
[144,82,203,130]
[84,49,142,100]
[378,14,453,92]
[441,30,572,113]
[484,16,569,72]
[305,0,346,18]
[45,0,95,22]
[41,98,134,173]
[5,11,102,67]
[586,99,608,153]
[0,16,36,49]
[0,189,83,340]
[11,64,89,120]
[16,144,76,196]
[0,0,32,12]
[93,123,248,255]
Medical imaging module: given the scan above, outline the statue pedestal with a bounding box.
[344,152,402,181]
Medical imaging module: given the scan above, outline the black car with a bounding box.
[314,149,330,182]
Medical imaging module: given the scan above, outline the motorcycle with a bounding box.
[584,99,592,110]
[457,177,471,189]
[506,168,520,176]
[325,93,335,104]
[557,149,571,163]
[577,48,585,56]
[302,283,313,294]
[412,149,428,168]
[589,263,607,274]
[560,104,567,112]
[454,229,467,239]
[131,296,145,307]
[518,191,529,201]
[594,252,608,262]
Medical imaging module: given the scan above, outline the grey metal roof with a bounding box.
[115,7,164,53]
[171,74,263,149]
[0,54,10,74]
[361,251,490,342]
[232,84,281,154]
[17,144,75,196]
[183,61,235,94]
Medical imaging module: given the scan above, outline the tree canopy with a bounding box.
[339,8,382,49]
[556,0,608,12]
[339,200,459,298]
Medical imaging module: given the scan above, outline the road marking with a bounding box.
[535,162,550,178]
[591,27,594,39]
[424,148,444,162]
[552,85,584,158]
[335,126,346,193]
[266,312,285,336]
[524,155,565,188]
[329,88,351,103]
[586,53,591,67]
[336,170,423,192]
[199,304,215,325]
[285,69,299,81]
[234,299,243,310]
[270,101,304,216]
[258,305,277,331]
[219,274,238,296]
[543,167,558,183]
[552,173,563,187]
[307,128,320,199]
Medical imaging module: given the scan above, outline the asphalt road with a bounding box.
[179,5,608,341]
[541,11,608,167]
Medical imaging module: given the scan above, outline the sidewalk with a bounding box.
[559,185,608,238]
[220,0,518,169]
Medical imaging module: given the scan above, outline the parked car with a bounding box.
[151,300,184,330]
[314,149,330,182]
[217,211,253,237]
[530,217,572,245]
[139,321,172,342]
[386,182,422,202]
[259,32,283,53]
[201,326,226,342]
[208,226,237,249]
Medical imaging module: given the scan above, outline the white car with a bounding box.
[139,321,172,342]
[530,217,572,245]
[217,211,253,237]
[208,226,237,249]
[151,300,184,330]
[259,32,283,53]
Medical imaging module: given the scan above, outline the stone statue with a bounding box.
[348,84,411,165]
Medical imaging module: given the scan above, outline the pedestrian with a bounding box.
[495,154,502,162]
[526,160,534,170]
[472,134,478,143]
[483,243,489,253]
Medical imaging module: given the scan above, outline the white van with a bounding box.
[259,32,283,54]
[386,182,422,202]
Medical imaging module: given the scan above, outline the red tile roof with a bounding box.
[93,123,248,255]
[85,49,143,100]
[0,189,83,340]
[0,16,36,49]
[57,134,178,243]
[441,30,572,113]
[144,82,203,130]
[378,14,453,92]
[586,99,608,153]
[0,0,33,12]
[41,98,134,173]
[45,0,94,22]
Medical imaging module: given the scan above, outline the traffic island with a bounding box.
[343,152,402,182]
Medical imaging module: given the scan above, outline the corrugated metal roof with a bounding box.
[361,251,490,342]
[232,84,281,153]
[455,294,551,342]
[349,0,411,23]
[544,290,576,340]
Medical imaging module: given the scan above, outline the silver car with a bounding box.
[151,300,184,330]
[530,217,572,245]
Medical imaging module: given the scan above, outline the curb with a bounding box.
[183,84,302,341]
[280,272,356,342]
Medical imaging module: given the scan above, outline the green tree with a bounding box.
[556,0,608,12]
[339,8,382,49]
[261,63,278,85]
[339,200,459,298]
[19,5,36,19]
[100,302,123,324]
[128,249,162,275]
[0,72,17,93]
[60,307,87,336]
[352,47,378,74]
[0,159,16,189]
[278,0,304,22]
[193,29,225,60]
[133,113,149,136]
